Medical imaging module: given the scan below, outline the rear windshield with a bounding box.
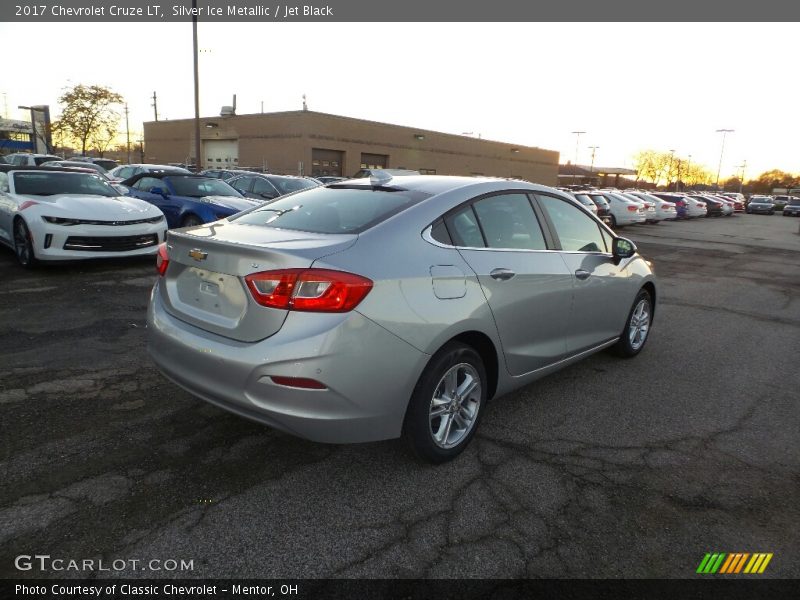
[232,186,431,234]
[13,172,118,197]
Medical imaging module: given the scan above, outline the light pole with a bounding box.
[738,160,747,194]
[588,146,599,185]
[715,129,734,189]
[18,104,51,153]
[685,154,691,189]
[667,149,675,190]
[192,0,201,172]
[571,131,585,185]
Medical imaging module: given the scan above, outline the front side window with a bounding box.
[537,194,608,253]
[253,177,279,197]
[266,176,317,195]
[134,177,163,191]
[230,176,254,194]
[166,176,241,198]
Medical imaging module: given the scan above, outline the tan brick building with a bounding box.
[143,110,559,185]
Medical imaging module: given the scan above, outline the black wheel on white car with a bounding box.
[403,342,487,463]
[609,214,617,228]
[13,218,37,268]
[612,288,652,358]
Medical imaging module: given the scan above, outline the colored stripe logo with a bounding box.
[697,552,773,574]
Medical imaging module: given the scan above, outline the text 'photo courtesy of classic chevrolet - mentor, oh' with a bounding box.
[147,172,656,462]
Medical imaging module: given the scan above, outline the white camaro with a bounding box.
[0,167,167,267]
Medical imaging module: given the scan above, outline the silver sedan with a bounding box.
[148,174,657,462]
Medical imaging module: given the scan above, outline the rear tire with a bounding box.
[13,218,38,268]
[612,289,652,358]
[609,214,617,228]
[403,342,487,463]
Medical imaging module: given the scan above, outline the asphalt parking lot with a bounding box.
[1,214,798,579]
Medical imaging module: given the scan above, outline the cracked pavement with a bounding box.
[1,214,798,579]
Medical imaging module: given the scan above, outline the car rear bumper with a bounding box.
[147,281,429,443]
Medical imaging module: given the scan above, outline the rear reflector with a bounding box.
[156,242,169,276]
[270,376,327,390]
[246,268,373,312]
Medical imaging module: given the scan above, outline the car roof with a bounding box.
[0,165,98,174]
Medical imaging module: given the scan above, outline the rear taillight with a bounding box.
[245,268,373,312]
[156,242,169,276]
[627,205,639,212]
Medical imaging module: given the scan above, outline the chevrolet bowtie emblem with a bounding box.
[188,249,208,261]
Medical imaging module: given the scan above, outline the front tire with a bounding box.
[612,289,652,358]
[609,214,617,228]
[403,342,486,463]
[13,218,38,268]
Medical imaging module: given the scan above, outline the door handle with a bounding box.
[490,268,516,281]
[575,269,591,280]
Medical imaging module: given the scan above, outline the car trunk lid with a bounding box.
[159,221,357,342]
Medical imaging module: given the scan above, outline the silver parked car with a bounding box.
[148,174,657,462]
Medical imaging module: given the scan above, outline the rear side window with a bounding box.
[472,193,547,250]
[232,186,430,234]
[446,205,484,247]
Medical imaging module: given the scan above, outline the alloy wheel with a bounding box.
[429,363,482,449]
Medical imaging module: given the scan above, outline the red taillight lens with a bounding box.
[245,268,373,312]
[156,242,169,276]
[627,205,639,212]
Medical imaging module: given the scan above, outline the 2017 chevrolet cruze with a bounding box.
[148,174,656,462]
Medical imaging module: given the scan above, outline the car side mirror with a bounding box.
[612,237,637,263]
[149,186,168,196]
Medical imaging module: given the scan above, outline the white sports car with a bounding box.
[0,167,167,267]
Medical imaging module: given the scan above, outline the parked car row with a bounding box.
[558,187,754,228]
[0,163,332,267]
[0,165,166,267]
[745,194,800,216]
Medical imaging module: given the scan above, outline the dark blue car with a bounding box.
[121,173,261,228]
[652,193,690,219]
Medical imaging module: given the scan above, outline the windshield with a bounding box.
[165,176,242,198]
[13,172,119,197]
[266,176,318,195]
[233,186,430,234]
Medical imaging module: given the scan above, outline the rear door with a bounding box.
[446,191,573,376]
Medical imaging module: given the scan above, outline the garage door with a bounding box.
[203,139,239,169]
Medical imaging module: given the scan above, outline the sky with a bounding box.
[2,21,798,179]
